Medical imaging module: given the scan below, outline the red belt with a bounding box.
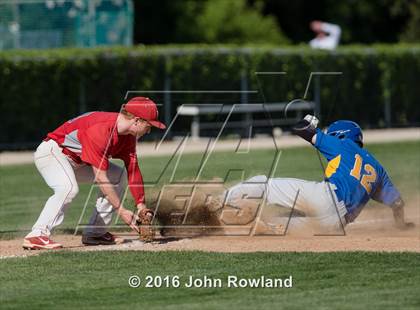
[43,137,83,164]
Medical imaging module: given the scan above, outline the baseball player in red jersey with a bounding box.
[23,97,165,250]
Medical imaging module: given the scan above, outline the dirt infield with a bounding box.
[1,131,418,258]
[1,204,418,258]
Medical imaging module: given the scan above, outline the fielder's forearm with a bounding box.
[92,166,138,232]
[97,180,122,210]
[97,182,139,232]
[92,167,122,209]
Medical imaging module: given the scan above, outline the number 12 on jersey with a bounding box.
[350,154,377,194]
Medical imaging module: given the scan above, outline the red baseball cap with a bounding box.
[123,97,166,129]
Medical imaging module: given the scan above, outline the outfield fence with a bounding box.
[0,0,133,50]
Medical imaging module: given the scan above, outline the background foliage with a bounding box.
[0,44,419,148]
[133,0,420,45]
[134,0,288,45]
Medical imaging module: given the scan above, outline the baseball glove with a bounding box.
[136,208,155,242]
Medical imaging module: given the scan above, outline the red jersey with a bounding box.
[47,111,145,204]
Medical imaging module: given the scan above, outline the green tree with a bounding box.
[321,0,406,44]
[392,0,420,42]
[193,0,289,44]
[258,0,412,44]
[134,0,289,44]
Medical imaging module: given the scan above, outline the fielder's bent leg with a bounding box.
[26,140,79,238]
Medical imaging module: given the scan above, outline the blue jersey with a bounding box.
[314,130,400,216]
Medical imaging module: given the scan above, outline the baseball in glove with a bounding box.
[136,208,155,242]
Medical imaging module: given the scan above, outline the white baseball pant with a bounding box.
[225,175,347,233]
[25,139,127,238]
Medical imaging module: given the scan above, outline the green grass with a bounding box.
[0,142,419,309]
[0,141,419,238]
[0,251,419,309]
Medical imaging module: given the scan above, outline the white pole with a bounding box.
[12,0,20,49]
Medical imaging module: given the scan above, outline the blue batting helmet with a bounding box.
[326,120,363,147]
